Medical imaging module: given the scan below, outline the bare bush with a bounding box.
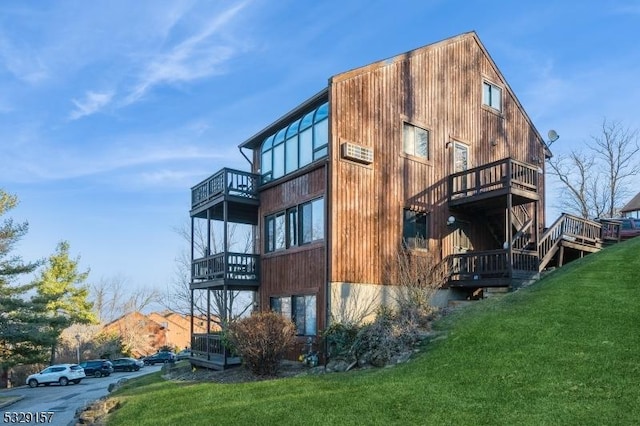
[389,239,446,327]
[227,312,296,376]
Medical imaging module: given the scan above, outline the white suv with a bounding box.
[26,364,86,388]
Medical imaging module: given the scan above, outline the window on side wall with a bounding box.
[403,123,429,159]
[270,295,316,336]
[264,197,324,253]
[403,209,430,249]
[482,81,502,111]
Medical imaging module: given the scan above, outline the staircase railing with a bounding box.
[538,213,602,271]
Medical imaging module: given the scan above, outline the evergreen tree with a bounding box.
[31,241,98,364]
[0,189,41,367]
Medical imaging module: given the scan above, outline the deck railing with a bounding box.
[598,219,622,242]
[448,248,539,283]
[538,213,602,270]
[192,252,259,281]
[191,168,259,210]
[449,158,539,202]
[191,333,226,357]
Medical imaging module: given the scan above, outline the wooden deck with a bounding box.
[191,252,260,290]
[447,213,603,288]
[190,168,260,223]
[190,333,241,370]
[448,158,540,210]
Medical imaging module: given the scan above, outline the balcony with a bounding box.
[449,158,539,210]
[190,333,241,370]
[190,168,260,223]
[447,249,539,287]
[191,252,260,290]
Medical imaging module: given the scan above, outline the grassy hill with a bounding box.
[107,237,640,425]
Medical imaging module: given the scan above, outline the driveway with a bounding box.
[0,365,161,425]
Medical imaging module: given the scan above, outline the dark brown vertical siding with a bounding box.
[328,34,544,285]
[258,166,326,331]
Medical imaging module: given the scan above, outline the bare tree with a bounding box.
[91,275,161,324]
[162,220,254,327]
[548,119,640,219]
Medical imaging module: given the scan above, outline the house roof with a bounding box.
[621,191,640,213]
[238,31,547,156]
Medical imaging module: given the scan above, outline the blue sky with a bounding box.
[2,0,639,295]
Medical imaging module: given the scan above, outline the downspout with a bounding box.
[239,147,253,168]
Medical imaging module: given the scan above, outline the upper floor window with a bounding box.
[482,81,502,111]
[403,123,429,159]
[403,209,430,249]
[261,102,328,184]
[265,197,324,253]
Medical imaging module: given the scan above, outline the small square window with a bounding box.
[482,81,502,111]
[403,123,429,159]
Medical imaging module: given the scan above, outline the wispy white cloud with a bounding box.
[124,1,249,105]
[0,36,48,84]
[69,90,114,120]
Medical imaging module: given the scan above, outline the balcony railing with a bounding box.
[191,168,259,210]
[192,333,226,357]
[448,248,538,283]
[192,252,259,282]
[449,158,539,204]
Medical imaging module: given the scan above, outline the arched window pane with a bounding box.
[286,119,301,138]
[314,102,328,122]
[274,128,287,145]
[262,134,274,151]
[300,111,314,130]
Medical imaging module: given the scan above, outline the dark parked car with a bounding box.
[620,218,640,240]
[143,351,176,365]
[79,359,114,378]
[111,357,141,372]
[175,349,191,360]
[599,217,640,241]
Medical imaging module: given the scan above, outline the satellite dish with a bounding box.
[547,130,559,143]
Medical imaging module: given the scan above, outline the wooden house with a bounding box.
[189,32,602,368]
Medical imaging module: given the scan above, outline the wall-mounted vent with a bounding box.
[341,142,374,165]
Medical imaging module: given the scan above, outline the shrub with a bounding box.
[227,311,296,376]
[322,322,360,360]
[351,306,421,367]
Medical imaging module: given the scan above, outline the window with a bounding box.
[301,198,324,244]
[403,123,429,159]
[264,212,286,252]
[260,102,329,183]
[482,81,502,111]
[287,207,298,248]
[403,209,430,249]
[271,295,316,335]
[264,197,324,253]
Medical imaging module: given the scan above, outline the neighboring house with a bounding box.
[621,191,640,218]
[188,32,602,368]
[102,311,213,357]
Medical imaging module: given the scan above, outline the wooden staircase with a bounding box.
[537,213,602,271]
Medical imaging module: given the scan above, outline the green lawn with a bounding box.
[107,238,640,425]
